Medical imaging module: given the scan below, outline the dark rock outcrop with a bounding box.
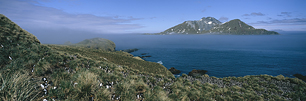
[188,69,207,77]
[169,67,181,74]
[293,74,306,82]
[121,48,139,53]
[140,55,151,58]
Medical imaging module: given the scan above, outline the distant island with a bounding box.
[152,17,279,35]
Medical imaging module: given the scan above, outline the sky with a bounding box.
[1,0,306,34]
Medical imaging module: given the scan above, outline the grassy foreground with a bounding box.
[1,14,306,100]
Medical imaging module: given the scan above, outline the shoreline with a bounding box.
[120,48,306,82]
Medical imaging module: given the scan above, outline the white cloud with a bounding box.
[0,0,143,34]
[218,17,229,22]
[277,12,292,17]
[250,18,306,31]
[256,18,306,24]
[242,12,265,16]
[252,24,306,31]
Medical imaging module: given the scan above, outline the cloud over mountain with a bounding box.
[257,18,306,24]
[250,17,306,31]
[218,17,229,22]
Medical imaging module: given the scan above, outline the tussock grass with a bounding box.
[74,71,98,99]
[0,71,40,101]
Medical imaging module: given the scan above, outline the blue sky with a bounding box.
[1,0,306,34]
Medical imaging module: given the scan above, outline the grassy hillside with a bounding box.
[65,38,116,51]
[1,14,306,101]
[47,44,173,77]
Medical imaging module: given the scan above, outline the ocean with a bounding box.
[103,32,306,78]
[38,32,306,78]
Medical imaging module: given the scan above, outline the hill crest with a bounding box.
[0,14,40,44]
[159,17,222,34]
[72,38,116,51]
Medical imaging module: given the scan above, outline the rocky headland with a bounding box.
[293,74,306,82]
[121,48,139,53]
[169,67,181,74]
[188,69,208,77]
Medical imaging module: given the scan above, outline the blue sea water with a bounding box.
[101,32,306,78]
[37,32,306,78]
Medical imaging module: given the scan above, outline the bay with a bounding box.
[37,32,306,78]
[102,32,306,78]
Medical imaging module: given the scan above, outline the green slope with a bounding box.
[69,38,116,51]
[210,19,279,35]
[47,44,173,77]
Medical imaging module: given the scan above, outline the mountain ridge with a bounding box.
[159,17,221,34]
[155,17,279,35]
[210,19,279,35]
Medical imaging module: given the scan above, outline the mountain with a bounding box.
[210,19,279,35]
[158,17,222,34]
[156,17,279,35]
[69,38,116,51]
